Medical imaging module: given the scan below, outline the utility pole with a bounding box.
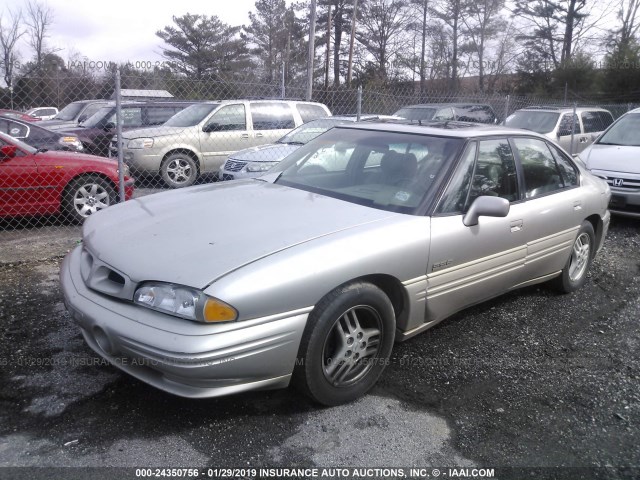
[420,0,428,95]
[306,0,317,101]
[347,0,358,87]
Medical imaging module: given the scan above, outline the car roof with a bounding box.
[516,106,612,113]
[197,99,327,105]
[335,120,548,139]
[397,103,493,109]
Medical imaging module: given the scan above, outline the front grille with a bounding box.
[224,159,247,172]
[604,176,640,190]
[81,248,136,300]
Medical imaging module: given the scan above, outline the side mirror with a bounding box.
[202,122,221,133]
[77,115,87,124]
[463,196,510,227]
[0,145,18,160]
[103,122,116,131]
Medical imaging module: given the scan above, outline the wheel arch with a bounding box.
[584,214,603,253]
[60,172,119,209]
[161,148,201,174]
[324,274,409,331]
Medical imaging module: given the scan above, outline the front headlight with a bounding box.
[133,282,237,323]
[246,161,278,172]
[117,164,131,177]
[59,136,83,151]
[127,137,154,149]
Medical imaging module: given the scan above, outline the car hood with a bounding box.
[38,120,78,130]
[36,150,119,167]
[82,181,395,288]
[229,143,300,163]
[581,144,640,174]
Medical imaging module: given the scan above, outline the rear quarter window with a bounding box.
[250,103,296,130]
[455,105,496,124]
[581,111,614,133]
[145,107,182,125]
[296,104,329,123]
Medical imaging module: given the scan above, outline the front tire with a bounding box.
[551,221,595,293]
[161,153,198,188]
[63,175,116,224]
[293,282,395,406]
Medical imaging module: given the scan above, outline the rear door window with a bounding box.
[513,137,565,198]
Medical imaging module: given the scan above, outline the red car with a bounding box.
[0,109,40,122]
[0,132,134,222]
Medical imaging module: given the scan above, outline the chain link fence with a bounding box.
[0,69,638,248]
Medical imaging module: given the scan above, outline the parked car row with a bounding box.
[2,96,638,220]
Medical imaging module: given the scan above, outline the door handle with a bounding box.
[510,220,523,232]
[241,133,250,139]
[255,133,264,138]
[573,201,582,211]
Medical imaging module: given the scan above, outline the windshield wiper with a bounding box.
[35,148,49,154]
[283,141,305,145]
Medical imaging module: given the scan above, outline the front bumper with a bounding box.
[60,246,309,399]
[218,165,262,181]
[592,169,640,218]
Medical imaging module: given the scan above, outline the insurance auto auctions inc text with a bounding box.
[256,468,495,478]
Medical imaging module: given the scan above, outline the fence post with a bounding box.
[281,62,285,99]
[503,94,510,125]
[569,102,577,156]
[356,85,362,121]
[114,67,125,203]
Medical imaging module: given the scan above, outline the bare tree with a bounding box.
[430,0,464,91]
[24,0,56,72]
[356,0,412,81]
[460,0,505,92]
[0,8,24,89]
[611,0,640,47]
[513,0,615,69]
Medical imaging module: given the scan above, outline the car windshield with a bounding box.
[597,113,640,147]
[54,102,85,121]
[505,111,560,134]
[394,107,437,121]
[272,128,462,215]
[80,107,114,127]
[164,103,219,127]
[277,118,353,145]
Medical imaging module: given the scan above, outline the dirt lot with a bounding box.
[0,205,638,480]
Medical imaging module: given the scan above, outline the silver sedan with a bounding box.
[61,122,611,405]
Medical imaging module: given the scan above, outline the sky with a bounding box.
[2,0,283,65]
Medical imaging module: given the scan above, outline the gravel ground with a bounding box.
[0,213,638,480]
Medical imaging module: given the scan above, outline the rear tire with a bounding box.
[293,282,395,406]
[161,153,198,188]
[551,221,595,293]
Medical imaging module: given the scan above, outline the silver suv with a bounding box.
[505,106,614,155]
[113,100,331,188]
